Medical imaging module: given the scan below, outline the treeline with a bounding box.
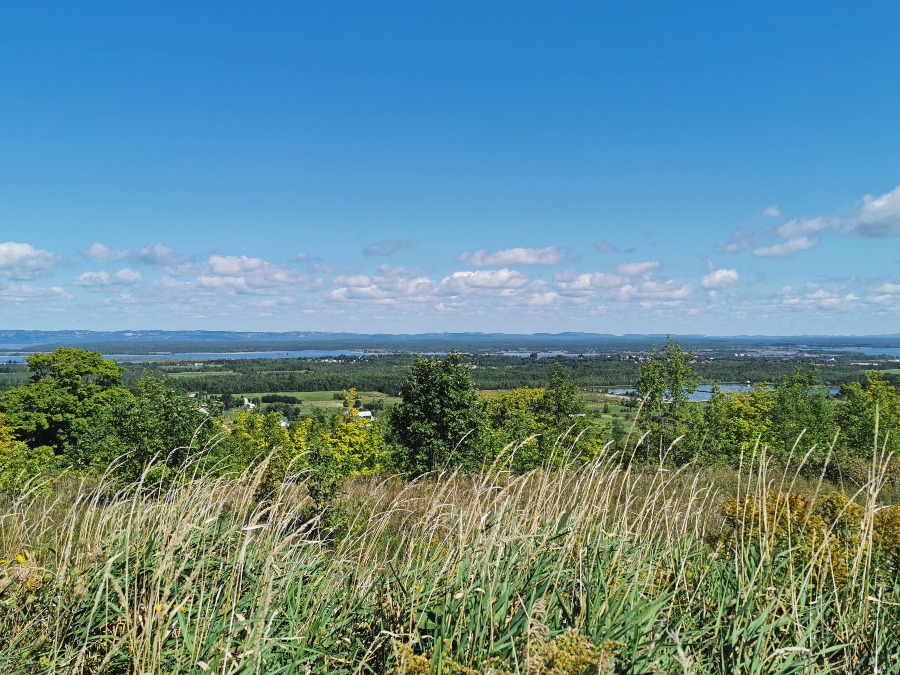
[0,349,605,496]
[147,352,888,397]
[631,339,900,485]
[2,345,899,501]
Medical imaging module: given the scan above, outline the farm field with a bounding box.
[165,370,240,378]
[237,390,401,416]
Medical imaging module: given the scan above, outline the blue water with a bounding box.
[822,347,900,357]
[606,384,840,402]
[0,349,386,363]
[501,351,587,358]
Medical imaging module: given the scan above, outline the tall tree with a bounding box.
[837,371,900,479]
[771,365,838,475]
[388,351,483,476]
[0,347,127,457]
[635,337,700,463]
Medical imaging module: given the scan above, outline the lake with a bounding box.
[0,349,387,363]
[606,383,840,402]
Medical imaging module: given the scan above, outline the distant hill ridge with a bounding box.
[1,330,899,355]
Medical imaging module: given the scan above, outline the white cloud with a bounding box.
[777,217,828,239]
[138,242,195,275]
[526,291,589,307]
[721,227,762,253]
[700,268,739,290]
[723,185,900,260]
[196,255,304,295]
[527,292,561,306]
[459,247,566,267]
[780,284,861,310]
[555,272,625,291]
[208,255,270,276]
[138,242,175,265]
[78,243,130,262]
[330,266,437,303]
[75,268,144,288]
[848,185,900,237]
[0,284,71,301]
[440,269,529,293]
[876,282,900,294]
[617,260,660,276]
[752,236,819,258]
[617,280,693,301]
[0,242,60,279]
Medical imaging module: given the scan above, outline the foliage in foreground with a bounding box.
[2,450,900,674]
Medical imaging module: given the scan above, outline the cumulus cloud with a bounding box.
[752,236,820,258]
[78,243,130,262]
[846,185,900,237]
[363,239,416,257]
[440,269,529,293]
[75,268,144,288]
[138,242,195,275]
[777,217,828,239]
[617,280,693,301]
[780,284,860,310]
[196,255,305,295]
[555,272,625,292]
[459,247,566,267]
[527,292,562,306]
[731,185,900,258]
[0,241,60,280]
[721,227,764,253]
[330,265,437,303]
[700,268,740,289]
[617,260,660,276]
[762,205,782,218]
[138,242,176,265]
[526,291,589,307]
[0,284,71,301]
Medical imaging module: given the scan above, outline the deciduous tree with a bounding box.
[388,351,483,475]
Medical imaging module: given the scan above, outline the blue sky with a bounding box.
[2,2,899,335]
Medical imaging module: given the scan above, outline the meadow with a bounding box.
[2,444,899,674]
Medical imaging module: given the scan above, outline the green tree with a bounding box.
[634,338,700,463]
[482,387,546,471]
[388,351,483,476]
[110,375,217,483]
[701,386,777,465]
[837,371,900,481]
[0,347,127,459]
[771,366,838,475]
[25,347,122,390]
[538,365,606,463]
[0,414,55,493]
[319,389,388,476]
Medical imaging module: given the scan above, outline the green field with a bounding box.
[165,370,239,377]
[237,390,401,415]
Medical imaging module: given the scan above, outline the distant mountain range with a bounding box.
[1,330,898,354]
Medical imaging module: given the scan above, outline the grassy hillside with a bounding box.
[2,449,899,674]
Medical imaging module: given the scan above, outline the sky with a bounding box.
[1,2,899,335]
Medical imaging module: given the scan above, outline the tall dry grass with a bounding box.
[1,445,898,673]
